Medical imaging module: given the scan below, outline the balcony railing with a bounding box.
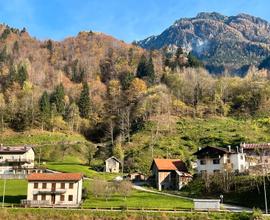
[33,189,66,195]
[0,159,33,164]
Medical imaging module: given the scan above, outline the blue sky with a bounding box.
[0,0,269,42]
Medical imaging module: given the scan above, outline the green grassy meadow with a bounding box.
[46,162,119,180]
[0,180,27,205]
[83,190,193,209]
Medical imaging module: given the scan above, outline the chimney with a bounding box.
[228,145,231,152]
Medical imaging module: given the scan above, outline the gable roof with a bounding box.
[150,159,188,172]
[106,156,122,164]
[0,146,33,154]
[27,173,83,181]
[193,146,235,156]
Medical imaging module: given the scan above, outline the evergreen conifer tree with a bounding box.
[78,82,91,118]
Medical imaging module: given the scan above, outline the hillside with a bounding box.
[137,12,270,74]
[1,22,270,174]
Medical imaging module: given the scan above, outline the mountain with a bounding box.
[137,12,270,74]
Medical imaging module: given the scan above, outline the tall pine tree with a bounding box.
[17,64,28,87]
[136,54,148,79]
[50,83,65,115]
[78,82,91,118]
[136,54,155,84]
[39,91,51,129]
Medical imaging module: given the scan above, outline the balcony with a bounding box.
[33,189,66,195]
[0,159,33,164]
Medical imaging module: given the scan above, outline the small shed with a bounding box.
[105,156,122,173]
[193,199,220,211]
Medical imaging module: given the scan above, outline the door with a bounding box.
[51,195,55,204]
[52,183,56,191]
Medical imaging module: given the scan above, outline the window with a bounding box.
[240,155,244,160]
[200,160,206,165]
[42,183,47,189]
[60,195,65,201]
[61,183,65,189]
[34,183,38,189]
[33,195,38,200]
[69,183,74,189]
[213,159,220,164]
[227,159,231,163]
[68,195,73,201]
[41,195,46,201]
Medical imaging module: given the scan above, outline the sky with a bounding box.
[0,0,269,43]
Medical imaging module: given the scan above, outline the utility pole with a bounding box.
[263,172,268,214]
[2,177,6,208]
[39,146,41,166]
[261,148,268,214]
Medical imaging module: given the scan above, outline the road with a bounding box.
[132,184,252,213]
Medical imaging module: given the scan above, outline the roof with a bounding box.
[105,156,122,164]
[241,143,270,149]
[151,159,188,172]
[193,146,235,156]
[27,173,83,181]
[0,146,33,154]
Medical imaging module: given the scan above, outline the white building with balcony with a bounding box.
[193,146,248,175]
[23,173,83,207]
[0,146,35,174]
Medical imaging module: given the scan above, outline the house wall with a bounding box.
[197,155,226,174]
[0,149,35,174]
[27,179,82,206]
[152,164,174,191]
[105,158,120,173]
[197,152,248,174]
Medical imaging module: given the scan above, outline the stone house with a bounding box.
[150,158,192,191]
[105,156,121,173]
[23,173,83,207]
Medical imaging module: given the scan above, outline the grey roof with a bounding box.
[106,156,122,164]
[0,146,32,154]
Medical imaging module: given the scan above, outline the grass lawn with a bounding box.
[46,162,119,181]
[0,179,27,205]
[83,190,193,209]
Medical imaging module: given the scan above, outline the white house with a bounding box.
[23,173,83,207]
[0,146,35,174]
[193,146,248,175]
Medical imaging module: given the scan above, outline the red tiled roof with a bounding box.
[152,159,188,172]
[27,173,83,181]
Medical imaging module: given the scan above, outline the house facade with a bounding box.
[241,143,270,173]
[105,156,121,173]
[194,146,248,175]
[0,146,35,174]
[23,173,83,207]
[150,159,192,191]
